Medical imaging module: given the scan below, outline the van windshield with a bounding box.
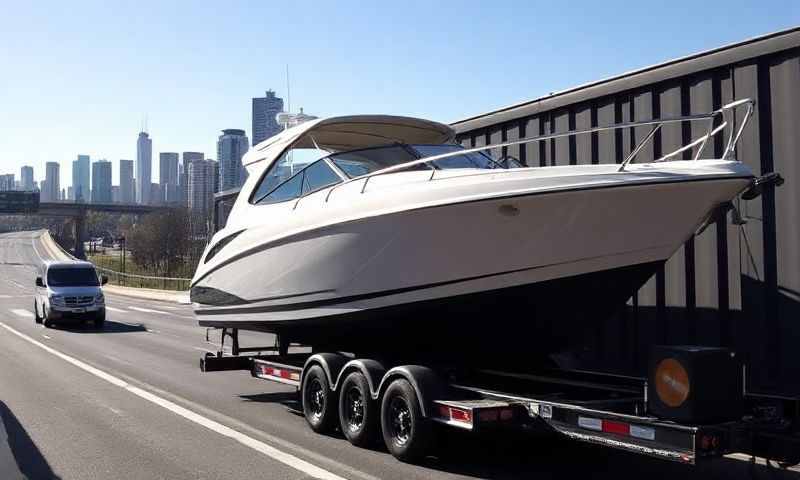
[47,267,100,287]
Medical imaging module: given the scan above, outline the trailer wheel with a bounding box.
[302,365,336,433]
[380,378,432,462]
[338,371,377,447]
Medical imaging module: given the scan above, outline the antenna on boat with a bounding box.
[286,64,291,116]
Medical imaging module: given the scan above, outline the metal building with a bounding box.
[452,27,800,395]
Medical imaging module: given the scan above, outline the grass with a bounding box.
[88,251,193,291]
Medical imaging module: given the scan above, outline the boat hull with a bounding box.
[194,168,751,359]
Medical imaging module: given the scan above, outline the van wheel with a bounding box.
[302,365,336,433]
[380,378,433,462]
[339,371,378,447]
[34,302,42,324]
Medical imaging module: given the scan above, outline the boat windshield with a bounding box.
[328,145,424,179]
[327,143,522,180]
[411,144,508,170]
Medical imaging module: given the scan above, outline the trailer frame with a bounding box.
[200,327,799,467]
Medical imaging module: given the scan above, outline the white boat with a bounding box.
[191,100,758,362]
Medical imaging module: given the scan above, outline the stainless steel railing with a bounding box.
[320,98,754,204]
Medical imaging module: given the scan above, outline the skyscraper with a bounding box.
[119,159,134,204]
[112,186,120,203]
[188,158,218,215]
[136,131,152,204]
[181,152,204,207]
[159,152,180,203]
[72,155,90,202]
[91,160,112,203]
[252,90,283,146]
[217,129,249,191]
[44,162,60,202]
[0,174,14,191]
[20,166,34,191]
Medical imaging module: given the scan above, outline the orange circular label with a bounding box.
[655,358,690,407]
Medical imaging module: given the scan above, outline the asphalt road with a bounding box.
[0,231,796,479]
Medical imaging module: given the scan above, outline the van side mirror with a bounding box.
[35,276,44,287]
[101,275,108,285]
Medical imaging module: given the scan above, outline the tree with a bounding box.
[127,208,192,275]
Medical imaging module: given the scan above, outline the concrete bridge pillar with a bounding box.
[73,212,86,259]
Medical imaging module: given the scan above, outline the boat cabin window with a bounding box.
[329,145,422,179]
[302,160,340,194]
[257,171,304,204]
[251,147,327,203]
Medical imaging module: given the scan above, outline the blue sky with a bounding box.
[1,1,797,185]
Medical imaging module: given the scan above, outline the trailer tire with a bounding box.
[338,371,377,447]
[302,365,336,433]
[380,378,433,462]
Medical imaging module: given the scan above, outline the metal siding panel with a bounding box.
[664,246,688,343]
[619,97,633,160]
[524,117,542,167]
[554,111,570,166]
[632,91,655,163]
[733,62,769,388]
[596,100,616,164]
[575,105,592,164]
[720,71,743,313]
[689,76,720,346]
[505,123,521,160]
[489,126,503,160]
[474,131,487,148]
[543,115,553,166]
[768,53,800,390]
[659,85,683,158]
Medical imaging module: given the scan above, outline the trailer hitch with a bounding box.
[742,172,784,201]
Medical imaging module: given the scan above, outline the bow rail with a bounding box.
[318,98,754,203]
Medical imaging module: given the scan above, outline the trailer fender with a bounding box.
[333,359,387,397]
[377,365,444,418]
[302,353,348,392]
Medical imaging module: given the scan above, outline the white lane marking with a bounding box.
[10,309,34,318]
[0,322,346,480]
[105,306,127,313]
[128,306,170,315]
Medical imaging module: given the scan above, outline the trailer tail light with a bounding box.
[255,364,301,382]
[439,405,472,424]
[602,420,630,436]
[578,416,655,441]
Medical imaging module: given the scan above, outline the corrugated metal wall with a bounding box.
[453,29,800,395]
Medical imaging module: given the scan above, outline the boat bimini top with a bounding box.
[243,115,456,172]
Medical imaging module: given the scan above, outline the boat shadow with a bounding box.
[0,400,61,480]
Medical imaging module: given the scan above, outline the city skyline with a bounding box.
[2,2,796,186]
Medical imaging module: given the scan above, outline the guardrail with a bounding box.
[94,265,191,291]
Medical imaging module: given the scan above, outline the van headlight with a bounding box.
[94,292,105,304]
[50,295,65,306]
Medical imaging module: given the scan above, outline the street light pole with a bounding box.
[120,236,126,286]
